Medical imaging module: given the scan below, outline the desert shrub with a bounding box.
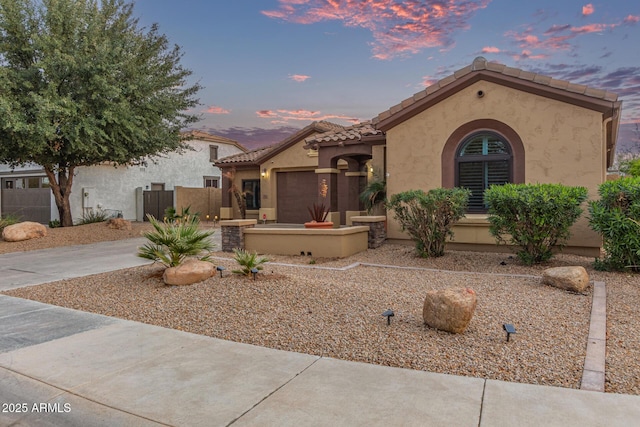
[359,178,386,214]
[484,183,588,265]
[137,214,215,267]
[386,188,470,258]
[77,209,109,225]
[620,157,640,177]
[164,206,199,224]
[0,214,21,232]
[232,248,269,276]
[588,177,640,271]
[48,219,61,228]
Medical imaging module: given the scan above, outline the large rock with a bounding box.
[2,221,47,242]
[106,218,132,230]
[542,266,589,293]
[163,259,214,286]
[423,288,477,334]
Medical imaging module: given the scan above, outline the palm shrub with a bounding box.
[137,214,215,267]
[77,209,109,225]
[588,177,640,271]
[484,183,588,265]
[386,188,470,258]
[232,248,269,276]
[359,179,386,214]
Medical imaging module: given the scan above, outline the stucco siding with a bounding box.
[386,80,606,251]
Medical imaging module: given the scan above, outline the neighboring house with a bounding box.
[0,131,247,223]
[222,57,622,256]
[215,121,347,224]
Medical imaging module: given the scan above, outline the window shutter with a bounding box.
[459,162,485,211]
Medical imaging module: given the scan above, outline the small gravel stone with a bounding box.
[2,223,638,394]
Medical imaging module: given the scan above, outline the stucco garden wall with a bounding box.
[385,80,606,254]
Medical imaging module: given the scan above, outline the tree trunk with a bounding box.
[44,165,75,227]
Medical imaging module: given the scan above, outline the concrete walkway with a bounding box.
[1,239,639,426]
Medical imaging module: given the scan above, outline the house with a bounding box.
[221,57,621,256]
[215,121,348,224]
[0,131,247,223]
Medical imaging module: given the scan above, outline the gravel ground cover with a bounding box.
[1,222,638,394]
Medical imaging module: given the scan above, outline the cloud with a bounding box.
[624,14,640,24]
[582,4,594,17]
[256,108,361,125]
[482,46,501,53]
[262,0,491,60]
[205,105,230,114]
[289,74,311,82]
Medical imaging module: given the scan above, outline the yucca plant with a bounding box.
[232,248,269,276]
[137,214,215,267]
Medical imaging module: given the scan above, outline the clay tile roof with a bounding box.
[182,130,248,152]
[303,121,384,148]
[214,145,276,165]
[215,120,345,166]
[375,56,621,131]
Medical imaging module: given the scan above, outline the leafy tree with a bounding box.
[0,0,201,226]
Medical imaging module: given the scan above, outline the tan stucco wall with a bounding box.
[386,80,605,252]
[229,169,260,219]
[244,226,369,257]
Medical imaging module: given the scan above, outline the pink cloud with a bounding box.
[289,74,311,82]
[582,4,594,16]
[481,46,501,53]
[205,105,230,114]
[624,14,640,24]
[262,0,491,60]
[255,108,360,125]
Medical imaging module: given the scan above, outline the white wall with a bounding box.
[1,138,244,222]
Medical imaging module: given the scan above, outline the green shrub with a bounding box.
[588,177,640,271]
[232,248,269,276]
[0,214,21,232]
[386,188,470,258]
[77,209,109,225]
[48,219,61,228]
[484,183,588,265]
[137,214,215,267]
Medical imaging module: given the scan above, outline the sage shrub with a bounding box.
[484,183,588,265]
[588,177,640,271]
[386,188,470,258]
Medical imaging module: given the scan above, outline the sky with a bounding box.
[133,0,640,151]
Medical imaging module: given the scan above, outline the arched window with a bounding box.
[456,132,512,212]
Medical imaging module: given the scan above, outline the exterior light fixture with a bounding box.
[369,166,374,173]
[261,168,266,177]
[216,266,226,278]
[503,323,516,341]
[251,268,259,280]
[382,309,394,325]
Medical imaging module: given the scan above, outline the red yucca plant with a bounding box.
[307,178,330,222]
[308,202,329,222]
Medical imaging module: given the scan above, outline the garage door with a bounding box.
[1,176,52,224]
[277,171,317,224]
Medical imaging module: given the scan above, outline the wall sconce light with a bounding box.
[261,168,266,177]
[369,166,374,173]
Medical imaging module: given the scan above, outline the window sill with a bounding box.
[458,214,490,226]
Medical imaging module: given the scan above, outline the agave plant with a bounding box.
[232,248,269,276]
[137,214,215,267]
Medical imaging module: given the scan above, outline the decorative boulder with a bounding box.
[2,221,47,242]
[542,266,589,293]
[163,259,214,286]
[423,288,477,334]
[106,218,132,230]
